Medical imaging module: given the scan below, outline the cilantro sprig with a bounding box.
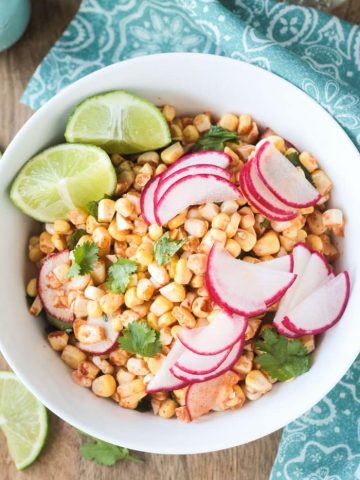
[119,321,162,357]
[260,219,270,230]
[153,231,187,265]
[79,433,141,465]
[193,126,239,152]
[67,242,99,278]
[255,329,311,381]
[86,194,115,220]
[67,229,87,250]
[106,258,138,294]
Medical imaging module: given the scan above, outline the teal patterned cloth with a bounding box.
[22,1,360,478]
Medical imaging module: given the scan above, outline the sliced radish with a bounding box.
[154,164,230,207]
[146,341,188,393]
[38,250,74,324]
[273,243,312,337]
[171,338,244,383]
[140,176,159,225]
[245,160,298,217]
[178,311,247,356]
[77,316,119,355]
[256,254,294,272]
[185,370,240,421]
[206,243,297,316]
[256,142,321,208]
[155,174,239,226]
[283,272,350,335]
[175,346,232,375]
[161,151,231,181]
[259,128,296,150]
[239,164,296,222]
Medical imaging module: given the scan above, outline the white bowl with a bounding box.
[0,53,359,454]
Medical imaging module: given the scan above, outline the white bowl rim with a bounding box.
[0,53,359,454]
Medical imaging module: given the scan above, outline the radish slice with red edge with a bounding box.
[154,164,230,207]
[245,159,298,217]
[175,345,232,375]
[256,141,321,208]
[155,174,239,226]
[140,176,159,225]
[38,250,74,324]
[256,254,294,272]
[178,311,248,356]
[259,127,296,150]
[161,151,231,181]
[185,370,240,421]
[171,338,244,383]
[77,316,119,355]
[239,164,297,222]
[282,272,350,336]
[146,340,188,393]
[206,243,297,317]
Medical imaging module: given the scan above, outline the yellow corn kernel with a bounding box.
[174,258,192,285]
[193,113,211,132]
[28,244,44,263]
[148,224,163,241]
[51,234,67,251]
[225,239,241,257]
[187,253,207,275]
[147,355,163,375]
[126,357,149,376]
[307,210,326,235]
[170,123,183,141]
[47,331,69,351]
[132,301,151,318]
[61,345,86,369]
[160,282,186,302]
[108,220,128,242]
[124,287,143,309]
[237,114,252,135]
[78,360,100,380]
[226,212,241,238]
[86,215,101,235]
[279,235,295,252]
[168,209,188,230]
[192,297,212,318]
[322,209,344,236]
[76,321,105,345]
[92,226,112,255]
[212,213,230,231]
[157,311,176,328]
[116,212,133,231]
[282,226,298,241]
[245,370,272,394]
[150,295,173,317]
[139,163,153,176]
[182,125,199,144]
[91,356,114,374]
[245,318,262,341]
[299,151,318,173]
[220,200,238,216]
[111,316,123,333]
[240,213,255,230]
[87,300,103,318]
[162,104,176,122]
[137,151,160,168]
[118,379,146,402]
[68,208,88,226]
[113,197,133,218]
[26,278,38,297]
[97,198,116,223]
[54,219,71,234]
[184,218,208,238]
[253,231,280,257]
[240,121,259,144]
[90,261,105,287]
[312,170,332,196]
[99,293,123,314]
[92,374,117,397]
[199,228,227,254]
[172,306,196,328]
[136,278,155,301]
[148,262,170,286]
[158,399,177,419]
[218,113,239,132]
[136,242,154,267]
[84,285,105,301]
[147,312,159,330]
[76,234,93,247]
[133,172,151,191]
[296,229,307,243]
[161,142,184,165]
[39,231,55,254]
[190,274,204,289]
[306,234,323,252]
[159,327,172,346]
[198,203,220,221]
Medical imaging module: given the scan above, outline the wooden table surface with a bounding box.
[0,1,358,479]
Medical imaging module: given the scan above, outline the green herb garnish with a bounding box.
[119,321,162,357]
[193,126,239,151]
[106,258,138,294]
[255,329,311,381]
[67,242,99,278]
[260,219,270,229]
[67,229,87,250]
[79,434,141,465]
[153,231,187,265]
[285,150,315,186]
[86,194,115,220]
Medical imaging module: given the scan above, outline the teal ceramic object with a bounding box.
[0,0,31,52]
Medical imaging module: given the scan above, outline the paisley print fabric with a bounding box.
[21,1,359,477]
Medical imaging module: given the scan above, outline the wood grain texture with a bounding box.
[0,1,358,478]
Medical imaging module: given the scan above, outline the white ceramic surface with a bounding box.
[0,53,359,454]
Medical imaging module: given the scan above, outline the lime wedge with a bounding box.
[10,144,117,222]
[0,372,48,470]
[65,90,171,154]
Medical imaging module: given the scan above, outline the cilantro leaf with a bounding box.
[260,219,270,229]
[67,242,99,278]
[86,201,99,219]
[153,231,187,265]
[193,126,239,152]
[67,229,87,250]
[106,258,138,294]
[79,435,141,465]
[285,150,315,186]
[119,321,162,357]
[255,329,311,381]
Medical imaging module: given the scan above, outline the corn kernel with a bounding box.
[199,228,227,254]
[26,278,38,297]
[51,234,67,251]
[127,357,149,376]
[322,209,344,236]
[306,234,323,252]
[39,231,55,254]
[182,124,199,144]
[148,224,163,241]
[148,262,170,286]
[226,212,241,238]
[161,142,184,165]
[100,292,124,314]
[54,219,71,234]
[147,312,159,330]
[96,199,115,223]
[245,370,272,394]
[225,239,241,257]
[61,345,86,369]
[124,287,143,309]
[150,295,173,316]
[90,260,106,285]
[87,300,103,317]
[253,231,280,257]
[136,242,154,266]
[312,170,332,196]
[159,399,177,419]
[184,218,208,238]
[160,282,186,302]
[168,209,188,230]
[198,203,220,221]
[172,306,196,328]
[162,105,176,122]
[192,297,212,318]
[136,278,155,301]
[299,151,318,173]
[174,258,192,284]
[48,331,69,351]
[68,208,88,226]
[158,311,177,328]
[28,245,44,263]
[218,113,239,132]
[193,113,211,132]
[92,374,117,397]
[111,316,123,333]
[307,210,326,235]
[137,151,159,168]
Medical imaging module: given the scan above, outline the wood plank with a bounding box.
[0,0,358,478]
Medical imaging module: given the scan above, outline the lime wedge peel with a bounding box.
[0,371,48,470]
[10,143,117,222]
[65,90,171,154]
